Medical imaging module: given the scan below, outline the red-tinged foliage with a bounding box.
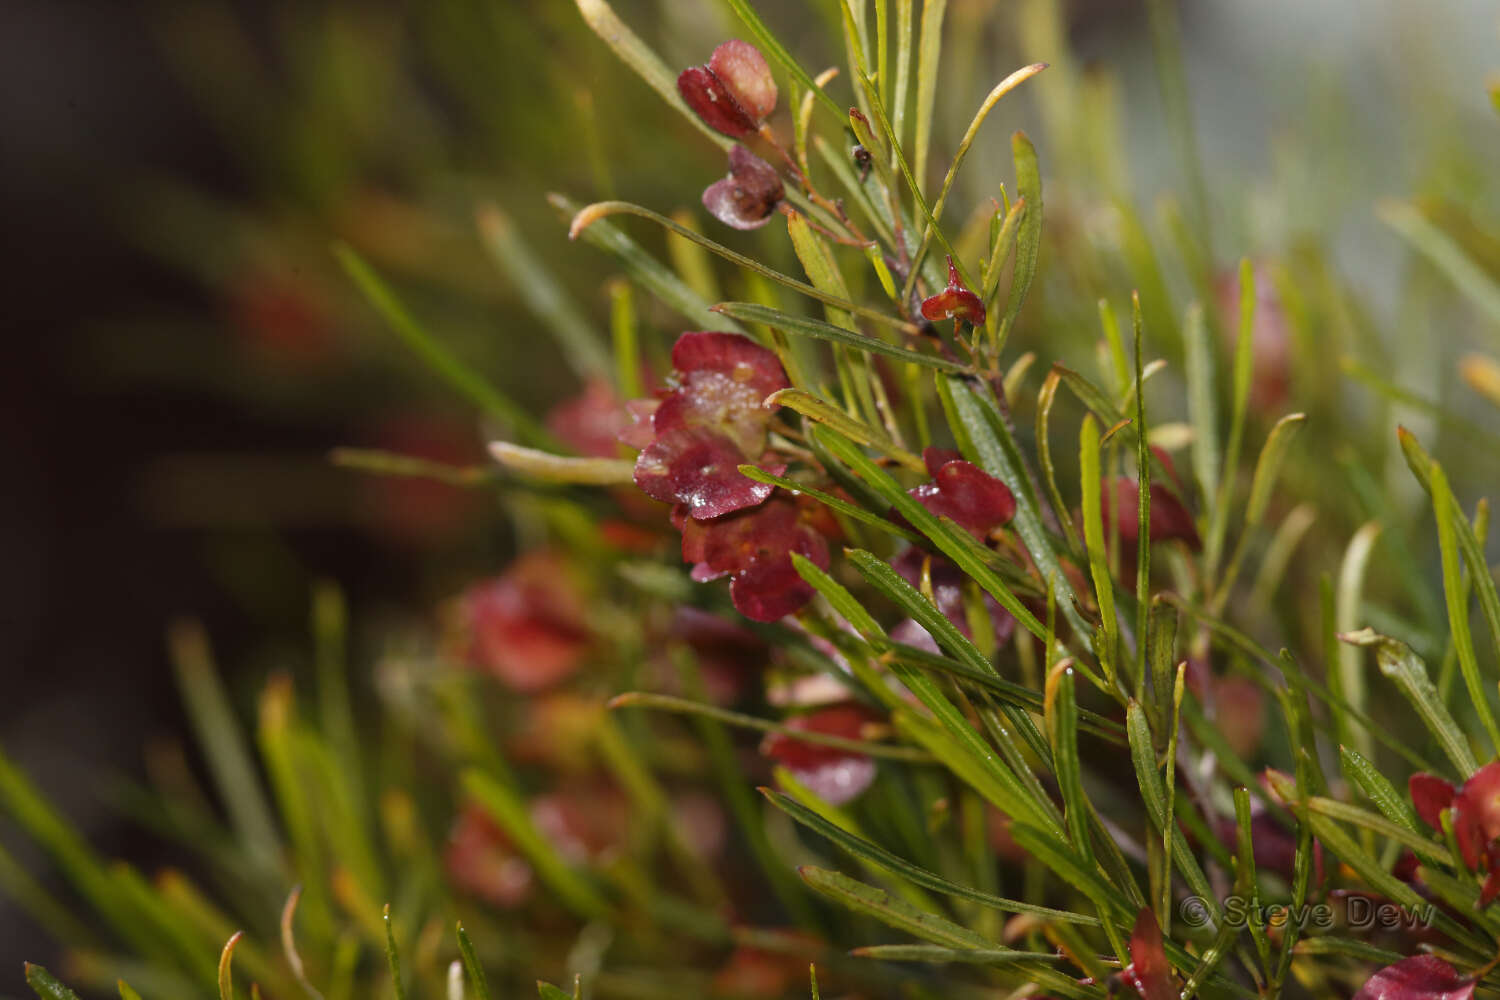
[909,448,1016,538]
[703,144,785,230]
[1353,955,1475,1000]
[445,803,533,908]
[634,426,779,519]
[618,397,661,449]
[1213,675,1267,759]
[1120,908,1177,1000]
[547,379,628,458]
[671,330,790,403]
[463,551,591,693]
[677,40,777,139]
[919,256,986,326]
[711,934,821,997]
[1461,761,1500,840]
[677,494,833,622]
[1214,803,1324,886]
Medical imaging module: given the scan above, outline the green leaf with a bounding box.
[762,789,1097,924]
[1430,461,1500,754]
[117,982,144,1000]
[218,932,241,1000]
[536,980,577,1000]
[1181,302,1219,506]
[334,244,545,445]
[769,389,925,471]
[738,464,919,543]
[1044,664,1092,866]
[610,691,928,762]
[1338,745,1420,834]
[574,0,732,148]
[462,771,610,918]
[548,193,742,334]
[724,0,843,119]
[487,442,635,484]
[1124,702,1217,919]
[1035,369,1080,555]
[1400,428,1500,677]
[714,302,959,370]
[1303,810,1489,954]
[848,945,1060,964]
[383,905,408,1000]
[1007,823,1133,923]
[1244,413,1306,527]
[477,204,611,379]
[571,201,907,326]
[993,132,1043,349]
[1339,628,1477,776]
[798,866,992,949]
[1304,798,1451,864]
[167,622,281,875]
[1204,258,1256,577]
[980,197,1028,314]
[1379,199,1500,334]
[448,925,489,1000]
[24,965,83,1000]
[910,65,1047,284]
[940,376,1090,649]
[811,425,1044,640]
[912,0,948,195]
[1078,415,1118,683]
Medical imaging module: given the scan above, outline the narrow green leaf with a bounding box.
[980,197,1027,314]
[1400,428,1500,678]
[1044,664,1092,863]
[1124,701,1218,919]
[1431,462,1500,753]
[739,465,919,542]
[572,202,916,330]
[1244,413,1306,526]
[218,932,241,1000]
[117,982,143,1000]
[536,983,573,1000]
[335,245,544,443]
[1204,258,1256,577]
[993,132,1043,349]
[1379,199,1500,333]
[1335,521,1382,758]
[383,906,408,1000]
[574,0,733,148]
[812,425,1045,640]
[798,866,992,949]
[770,389,925,471]
[1079,415,1117,683]
[942,376,1090,649]
[1182,302,1219,506]
[487,441,635,484]
[549,193,742,334]
[763,789,1098,924]
[477,204,611,379]
[912,0,947,195]
[24,965,83,1000]
[166,622,280,874]
[1035,368,1079,554]
[849,945,1059,964]
[724,0,843,118]
[1304,812,1488,954]
[1338,745,1419,833]
[1304,798,1451,864]
[1340,628,1477,776]
[456,924,490,1000]
[909,65,1047,284]
[715,302,962,371]
[462,770,610,918]
[891,0,915,151]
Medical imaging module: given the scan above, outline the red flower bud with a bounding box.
[920,256,986,326]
